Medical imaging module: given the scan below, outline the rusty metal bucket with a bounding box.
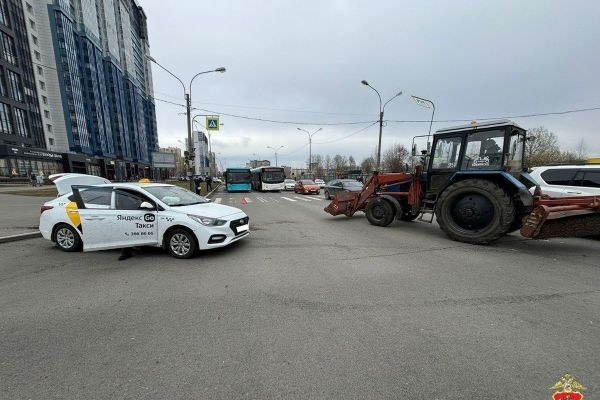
[324,192,360,217]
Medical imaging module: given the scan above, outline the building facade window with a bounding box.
[29,19,35,30]
[48,138,54,145]
[0,102,13,134]
[0,69,5,97]
[0,0,9,27]
[7,70,24,102]
[42,95,48,104]
[1,32,17,65]
[32,35,38,45]
[44,110,50,118]
[13,108,28,137]
[34,50,40,60]
[26,2,33,13]
[46,124,52,132]
[37,66,43,75]
[39,80,45,90]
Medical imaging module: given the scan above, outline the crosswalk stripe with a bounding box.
[303,196,322,201]
[214,197,222,203]
[281,197,297,202]
[293,196,311,202]
[268,197,279,203]
[256,197,268,203]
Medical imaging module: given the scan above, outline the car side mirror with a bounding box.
[139,201,155,210]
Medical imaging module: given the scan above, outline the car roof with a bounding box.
[534,165,599,170]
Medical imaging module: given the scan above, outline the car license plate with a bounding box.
[236,224,249,233]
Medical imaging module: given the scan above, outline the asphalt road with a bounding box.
[2,188,599,399]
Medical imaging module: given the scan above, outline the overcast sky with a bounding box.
[142,0,600,169]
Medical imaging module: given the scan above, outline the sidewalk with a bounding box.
[0,192,51,240]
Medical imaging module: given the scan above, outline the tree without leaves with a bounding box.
[333,154,348,172]
[348,156,356,168]
[525,126,586,167]
[361,156,375,174]
[382,144,410,172]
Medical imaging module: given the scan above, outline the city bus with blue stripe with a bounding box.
[224,168,252,192]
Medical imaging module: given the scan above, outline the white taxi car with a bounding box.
[39,174,249,258]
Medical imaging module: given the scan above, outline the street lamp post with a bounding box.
[266,145,284,166]
[297,127,322,179]
[361,80,402,172]
[146,55,225,190]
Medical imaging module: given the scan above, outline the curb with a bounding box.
[0,231,42,244]
[206,183,222,199]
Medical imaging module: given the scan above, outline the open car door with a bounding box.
[50,173,111,196]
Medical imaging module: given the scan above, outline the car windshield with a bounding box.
[144,185,209,206]
[285,179,295,183]
[300,180,315,184]
[343,180,363,187]
[261,170,285,182]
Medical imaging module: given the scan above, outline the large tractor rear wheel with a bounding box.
[366,197,396,227]
[436,179,515,244]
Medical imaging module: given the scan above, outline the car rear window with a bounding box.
[580,170,600,188]
[540,169,578,185]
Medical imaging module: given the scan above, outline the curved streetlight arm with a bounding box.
[189,68,226,100]
[363,83,382,112]
[383,91,403,111]
[147,56,186,94]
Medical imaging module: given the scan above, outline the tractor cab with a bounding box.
[426,120,526,194]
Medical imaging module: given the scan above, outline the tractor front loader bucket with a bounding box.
[521,196,600,239]
[324,191,360,217]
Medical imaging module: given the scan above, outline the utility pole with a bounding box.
[185,93,193,190]
[361,80,402,172]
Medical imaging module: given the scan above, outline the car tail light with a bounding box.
[40,205,53,214]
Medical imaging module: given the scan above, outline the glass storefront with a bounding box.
[0,156,64,177]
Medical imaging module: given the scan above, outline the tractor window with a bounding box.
[431,137,462,169]
[462,130,505,170]
[506,133,524,171]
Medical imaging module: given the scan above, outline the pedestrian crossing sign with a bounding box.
[206,116,220,131]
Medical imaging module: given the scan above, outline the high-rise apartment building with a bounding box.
[0,0,158,180]
[0,0,63,179]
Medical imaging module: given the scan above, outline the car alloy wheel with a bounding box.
[56,227,75,249]
[170,233,192,257]
[53,224,82,252]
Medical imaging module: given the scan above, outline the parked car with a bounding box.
[529,165,600,197]
[324,179,364,200]
[314,179,325,188]
[40,174,249,259]
[212,177,223,184]
[294,179,320,194]
[284,179,296,191]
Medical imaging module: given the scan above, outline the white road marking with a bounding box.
[293,196,312,202]
[214,197,222,203]
[281,197,297,202]
[303,196,322,201]
[256,197,268,203]
[268,197,279,203]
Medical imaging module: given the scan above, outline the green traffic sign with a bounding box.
[206,116,220,131]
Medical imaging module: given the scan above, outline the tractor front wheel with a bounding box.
[436,179,515,244]
[365,197,396,227]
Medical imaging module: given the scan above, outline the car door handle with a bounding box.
[83,217,105,221]
[565,190,582,194]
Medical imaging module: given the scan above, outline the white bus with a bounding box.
[250,166,285,191]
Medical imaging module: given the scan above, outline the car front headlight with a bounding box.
[188,214,227,226]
